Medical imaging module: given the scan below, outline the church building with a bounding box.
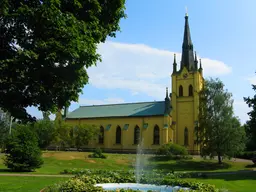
[65,14,204,154]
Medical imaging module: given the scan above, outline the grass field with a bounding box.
[0,176,66,192]
[0,151,255,192]
[188,172,256,192]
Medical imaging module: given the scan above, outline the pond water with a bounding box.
[95,183,190,192]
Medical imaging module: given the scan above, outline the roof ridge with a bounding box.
[79,100,164,108]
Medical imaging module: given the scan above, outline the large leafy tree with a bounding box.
[196,78,246,164]
[244,76,256,151]
[0,0,126,122]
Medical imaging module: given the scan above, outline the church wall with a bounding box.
[176,99,194,151]
[65,115,167,152]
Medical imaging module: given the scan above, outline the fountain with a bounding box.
[95,139,190,192]
[135,138,146,183]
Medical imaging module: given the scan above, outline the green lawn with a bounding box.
[188,172,256,192]
[0,152,134,174]
[0,176,66,192]
[0,151,255,192]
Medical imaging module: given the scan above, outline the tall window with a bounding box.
[99,126,104,144]
[184,127,189,146]
[153,125,160,145]
[179,85,183,96]
[134,126,140,144]
[189,85,193,96]
[116,126,121,144]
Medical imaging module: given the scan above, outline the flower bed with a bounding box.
[44,169,220,192]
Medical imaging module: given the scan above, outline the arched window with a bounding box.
[116,126,121,144]
[153,125,160,145]
[179,85,183,96]
[189,85,193,96]
[184,127,189,146]
[99,126,104,144]
[134,126,140,144]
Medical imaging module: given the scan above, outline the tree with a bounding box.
[4,124,43,171]
[244,77,256,151]
[52,119,72,150]
[0,0,126,122]
[196,78,246,164]
[72,124,100,150]
[32,120,56,149]
[0,110,10,149]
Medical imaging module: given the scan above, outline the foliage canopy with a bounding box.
[196,78,246,164]
[0,0,126,122]
[244,76,256,151]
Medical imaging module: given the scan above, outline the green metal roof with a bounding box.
[66,101,166,119]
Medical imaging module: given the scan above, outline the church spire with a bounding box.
[181,12,194,71]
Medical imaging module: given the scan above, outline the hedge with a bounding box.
[44,169,222,192]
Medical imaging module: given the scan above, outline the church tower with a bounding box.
[171,13,204,154]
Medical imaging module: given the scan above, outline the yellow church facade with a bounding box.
[65,14,204,154]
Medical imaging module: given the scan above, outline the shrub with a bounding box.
[236,151,256,160]
[4,124,43,172]
[156,143,189,156]
[88,148,107,159]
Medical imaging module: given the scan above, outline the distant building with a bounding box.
[65,14,204,154]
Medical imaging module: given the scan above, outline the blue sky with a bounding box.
[27,0,256,124]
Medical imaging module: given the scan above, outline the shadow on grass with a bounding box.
[0,168,35,173]
[146,160,232,172]
[245,164,256,168]
[192,171,256,181]
[149,156,192,162]
[0,168,11,173]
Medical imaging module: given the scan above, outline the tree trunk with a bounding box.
[217,153,222,164]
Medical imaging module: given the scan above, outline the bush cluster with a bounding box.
[45,169,220,192]
[156,143,190,160]
[88,148,107,159]
[236,151,256,160]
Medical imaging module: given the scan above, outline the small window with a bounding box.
[179,85,183,96]
[189,85,193,96]
[116,126,121,144]
[134,126,140,144]
[99,126,104,144]
[184,127,189,146]
[153,125,160,145]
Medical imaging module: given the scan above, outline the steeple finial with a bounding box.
[194,51,198,70]
[181,12,194,71]
[166,87,168,98]
[172,53,177,73]
[199,59,203,72]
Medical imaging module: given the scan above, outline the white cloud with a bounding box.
[87,41,232,99]
[233,100,250,124]
[246,76,256,85]
[79,97,125,105]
